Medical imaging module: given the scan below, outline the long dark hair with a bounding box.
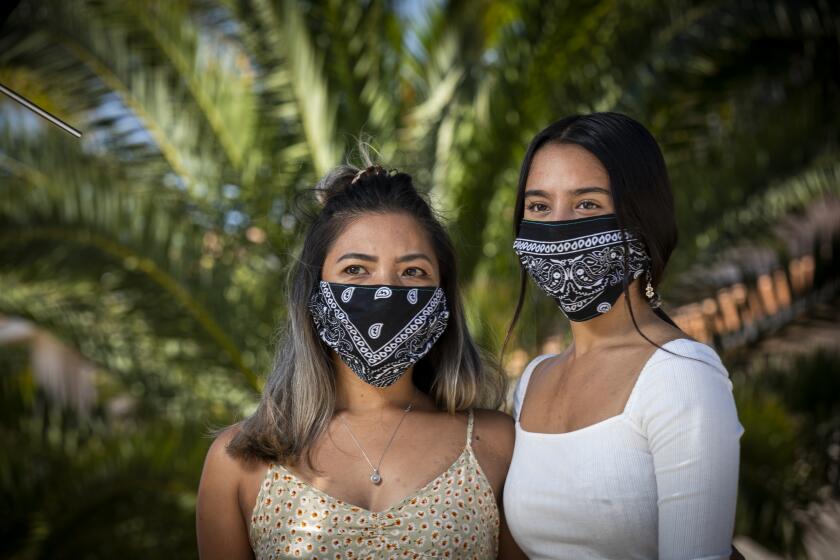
[228,153,505,465]
[505,112,680,352]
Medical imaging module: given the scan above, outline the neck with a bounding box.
[333,357,418,414]
[568,280,666,355]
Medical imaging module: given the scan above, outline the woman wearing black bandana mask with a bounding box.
[503,113,744,559]
[197,152,522,559]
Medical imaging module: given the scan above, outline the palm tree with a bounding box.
[1,0,838,556]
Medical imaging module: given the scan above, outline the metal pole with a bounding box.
[0,83,82,138]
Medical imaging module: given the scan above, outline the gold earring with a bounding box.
[645,270,655,299]
[645,270,663,308]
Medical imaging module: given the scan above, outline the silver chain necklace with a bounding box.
[336,390,417,485]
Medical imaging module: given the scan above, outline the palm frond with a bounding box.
[92,1,261,176]
[0,124,262,390]
[248,0,341,176]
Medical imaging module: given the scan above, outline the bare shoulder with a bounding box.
[472,408,515,452]
[196,425,257,559]
[206,425,242,465]
[470,409,515,495]
[529,351,567,383]
[472,409,515,466]
[639,321,691,348]
[200,425,248,490]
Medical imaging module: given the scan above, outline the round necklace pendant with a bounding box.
[370,470,382,485]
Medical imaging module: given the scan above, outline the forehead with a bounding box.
[526,143,610,192]
[329,212,435,255]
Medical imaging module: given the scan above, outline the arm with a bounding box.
[196,427,255,560]
[471,410,527,560]
[498,507,528,560]
[639,356,743,559]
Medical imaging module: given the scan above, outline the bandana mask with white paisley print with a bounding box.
[513,214,650,322]
[309,281,450,387]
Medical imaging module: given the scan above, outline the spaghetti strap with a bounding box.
[465,409,475,447]
[250,406,499,558]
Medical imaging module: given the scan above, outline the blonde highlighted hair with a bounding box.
[227,152,505,465]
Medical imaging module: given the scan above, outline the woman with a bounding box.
[196,160,521,559]
[503,113,743,559]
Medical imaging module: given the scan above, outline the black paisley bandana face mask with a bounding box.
[513,214,650,322]
[309,281,450,387]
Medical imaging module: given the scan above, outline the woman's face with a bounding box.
[523,143,614,221]
[322,212,440,287]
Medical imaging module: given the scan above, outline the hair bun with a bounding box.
[315,162,398,206]
[313,165,356,205]
[314,140,398,205]
[350,165,387,185]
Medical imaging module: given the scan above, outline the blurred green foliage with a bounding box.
[1,348,205,559]
[1,0,839,556]
[735,349,840,556]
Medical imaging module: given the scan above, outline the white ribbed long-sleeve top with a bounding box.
[503,338,743,560]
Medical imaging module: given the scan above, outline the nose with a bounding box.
[370,267,402,286]
[549,207,578,221]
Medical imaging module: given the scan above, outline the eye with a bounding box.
[576,200,601,210]
[403,267,428,278]
[526,201,550,213]
[343,264,367,275]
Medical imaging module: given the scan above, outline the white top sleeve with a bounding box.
[512,354,554,421]
[630,345,744,559]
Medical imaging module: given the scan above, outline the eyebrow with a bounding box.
[524,187,611,197]
[572,187,611,196]
[524,189,551,198]
[336,252,377,262]
[395,253,433,264]
[336,252,433,264]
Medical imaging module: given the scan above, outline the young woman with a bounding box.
[196,161,521,559]
[503,113,743,559]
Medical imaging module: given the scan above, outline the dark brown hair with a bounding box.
[505,112,679,352]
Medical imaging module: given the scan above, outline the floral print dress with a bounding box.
[249,411,498,559]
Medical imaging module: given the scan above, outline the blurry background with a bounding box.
[1,0,838,558]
